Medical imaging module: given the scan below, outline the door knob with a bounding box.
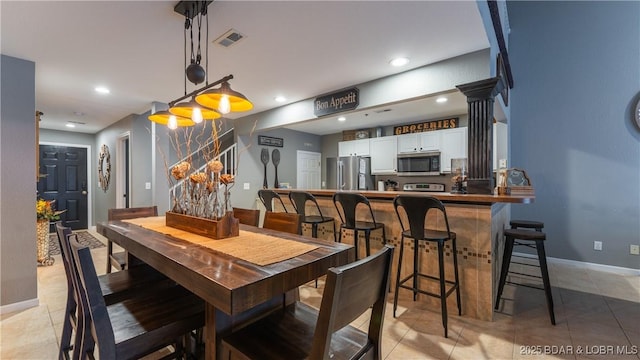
[82,190,87,195]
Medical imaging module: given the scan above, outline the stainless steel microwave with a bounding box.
[397,151,441,176]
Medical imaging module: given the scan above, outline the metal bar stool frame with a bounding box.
[258,189,288,213]
[288,191,337,242]
[392,195,461,338]
[333,192,386,260]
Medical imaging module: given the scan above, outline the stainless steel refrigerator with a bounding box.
[326,156,374,190]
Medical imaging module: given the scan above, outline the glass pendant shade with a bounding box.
[148,110,195,127]
[195,82,253,113]
[169,99,221,122]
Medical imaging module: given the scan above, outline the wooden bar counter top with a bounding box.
[272,188,534,321]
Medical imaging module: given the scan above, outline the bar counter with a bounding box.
[273,189,535,321]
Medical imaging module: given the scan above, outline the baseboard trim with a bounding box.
[513,252,640,276]
[0,298,39,315]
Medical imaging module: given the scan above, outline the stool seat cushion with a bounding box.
[510,220,544,229]
[504,228,546,240]
[402,229,456,242]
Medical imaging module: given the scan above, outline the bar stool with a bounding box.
[258,189,288,212]
[495,228,555,325]
[289,191,336,241]
[392,195,461,338]
[333,192,386,260]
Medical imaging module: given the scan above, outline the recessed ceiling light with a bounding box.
[389,57,409,67]
[436,97,448,103]
[65,123,76,128]
[338,116,346,122]
[274,96,286,103]
[73,111,85,116]
[95,86,110,94]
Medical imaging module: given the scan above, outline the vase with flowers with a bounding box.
[36,198,64,265]
[161,123,239,239]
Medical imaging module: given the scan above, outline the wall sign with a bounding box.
[258,135,283,147]
[393,117,459,135]
[314,87,359,117]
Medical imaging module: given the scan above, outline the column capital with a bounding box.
[456,77,503,102]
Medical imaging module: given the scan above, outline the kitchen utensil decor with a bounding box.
[272,149,280,188]
[261,148,269,189]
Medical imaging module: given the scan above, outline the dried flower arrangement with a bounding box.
[158,120,236,221]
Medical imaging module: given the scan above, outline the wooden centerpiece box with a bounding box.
[166,211,239,239]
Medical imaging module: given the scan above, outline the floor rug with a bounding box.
[48,231,106,256]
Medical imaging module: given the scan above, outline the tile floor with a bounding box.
[1,230,638,359]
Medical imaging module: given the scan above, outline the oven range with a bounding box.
[402,183,445,192]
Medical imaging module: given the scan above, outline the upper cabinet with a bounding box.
[370,136,397,175]
[439,127,468,173]
[338,139,370,157]
[397,132,440,153]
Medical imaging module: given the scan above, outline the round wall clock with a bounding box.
[98,144,111,191]
[635,97,640,129]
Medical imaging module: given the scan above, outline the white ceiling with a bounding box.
[1,1,488,135]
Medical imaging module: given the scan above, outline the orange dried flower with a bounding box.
[189,172,207,184]
[220,174,235,185]
[207,160,224,173]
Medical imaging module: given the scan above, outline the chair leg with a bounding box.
[106,240,113,273]
[412,239,418,301]
[536,240,556,325]
[312,223,318,238]
[337,225,343,243]
[437,240,449,338]
[452,237,462,316]
[364,230,371,257]
[59,300,75,360]
[495,235,515,310]
[393,236,405,318]
[353,229,359,261]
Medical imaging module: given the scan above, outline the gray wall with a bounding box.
[234,127,322,209]
[508,1,640,269]
[0,55,37,307]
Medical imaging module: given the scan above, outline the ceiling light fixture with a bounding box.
[436,97,448,103]
[338,116,346,122]
[148,1,252,129]
[65,123,76,128]
[274,96,286,103]
[389,57,409,67]
[95,86,110,94]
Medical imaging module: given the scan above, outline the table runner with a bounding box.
[122,216,319,266]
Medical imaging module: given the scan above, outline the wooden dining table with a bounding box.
[97,216,354,360]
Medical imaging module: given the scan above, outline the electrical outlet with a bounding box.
[594,241,602,251]
[243,182,250,190]
[630,244,640,255]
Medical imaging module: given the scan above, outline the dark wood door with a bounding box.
[38,145,88,230]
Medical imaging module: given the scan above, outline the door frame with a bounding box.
[116,131,131,208]
[39,141,93,229]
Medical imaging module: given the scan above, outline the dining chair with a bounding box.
[106,206,158,273]
[55,223,173,360]
[232,207,260,227]
[221,245,394,360]
[258,189,288,212]
[262,211,302,235]
[333,192,387,260]
[69,236,205,360]
[288,191,337,241]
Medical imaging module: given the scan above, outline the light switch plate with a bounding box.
[243,182,250,190]
[499,159,507,168]
[145,182,151,190]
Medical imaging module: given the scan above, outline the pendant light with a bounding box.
[169,98,221,123]
[195,81,253,114]
[148,110,194,128]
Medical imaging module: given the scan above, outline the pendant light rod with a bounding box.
[168,74,234,107]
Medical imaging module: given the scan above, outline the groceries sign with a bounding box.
[314,88,359,117]
[393,117,459,135]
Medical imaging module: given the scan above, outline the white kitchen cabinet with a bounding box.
[439,127,468,173]
[338,139,370,157]
[493,122,508,171]
[370,136,397,175]
[397,132,440,153]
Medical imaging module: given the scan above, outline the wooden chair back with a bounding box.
[310,245,394,359]
[232,207,260,227]
[263,211,302,234]
[108,205,158,221]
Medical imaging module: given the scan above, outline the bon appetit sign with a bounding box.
[314,88,359,117]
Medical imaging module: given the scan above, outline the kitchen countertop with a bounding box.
[273,189,534,204]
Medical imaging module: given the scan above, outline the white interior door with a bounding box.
[296,151,321,189]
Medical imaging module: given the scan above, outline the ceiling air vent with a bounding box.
[215,29,245,47]
[374,109,392,114]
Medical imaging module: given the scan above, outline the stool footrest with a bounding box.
[397,272,459,300]
[505,280,544,292]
